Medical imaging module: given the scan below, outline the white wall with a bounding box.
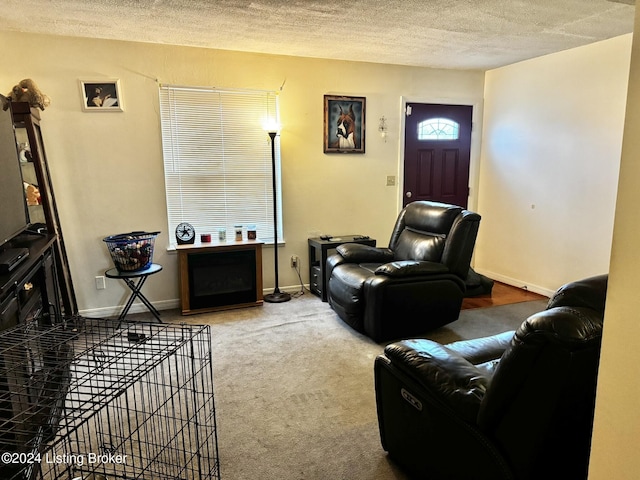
[589,7,640,478]
[0,31,484,316]
[477,35,632,296]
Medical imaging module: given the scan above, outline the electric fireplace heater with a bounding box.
[188,250,257,309]
[178,241,264,314]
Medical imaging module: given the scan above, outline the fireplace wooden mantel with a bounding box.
[177,239,263,315]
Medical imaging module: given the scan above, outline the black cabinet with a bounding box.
[308,235,376,301]
[0,235,61,330]
[0,294,18,332]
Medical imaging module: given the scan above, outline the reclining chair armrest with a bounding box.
[325,253,345,289]
[376,338,517,479]
[325,245,393,293]
[446,330,514,365]
[383,339,491,423]
[375,260,449,277]
[335,243,394,263]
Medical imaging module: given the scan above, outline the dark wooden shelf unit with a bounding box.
[11,102,77,317]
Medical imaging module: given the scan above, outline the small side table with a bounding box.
[105,263,163,325]
[308,235,376,301]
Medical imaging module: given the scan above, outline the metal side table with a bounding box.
[105,263,163,325]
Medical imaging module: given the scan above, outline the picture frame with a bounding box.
[80,79,123,112]
[324,95,365,153]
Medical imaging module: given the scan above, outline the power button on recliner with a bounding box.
[401,388,423,411]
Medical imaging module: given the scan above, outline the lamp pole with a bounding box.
[264,130,291,303]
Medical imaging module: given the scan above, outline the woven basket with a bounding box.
[103,231,160,272]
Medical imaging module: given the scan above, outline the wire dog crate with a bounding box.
[0,319,220,480]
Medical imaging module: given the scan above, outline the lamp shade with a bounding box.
[263,119,281,134]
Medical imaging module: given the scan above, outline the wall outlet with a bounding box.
[386,175,396,186]
[290,255,299,268]
[95,275,106,290]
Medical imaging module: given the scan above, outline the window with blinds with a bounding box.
[159,85,282,248]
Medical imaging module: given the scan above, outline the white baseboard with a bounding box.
[78,284,309,318]
[79,275,549,318]
[79,299,180,318]
[474,269,554,298]
[263,284,308,295]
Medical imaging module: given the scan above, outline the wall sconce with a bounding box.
[378,116,388,142]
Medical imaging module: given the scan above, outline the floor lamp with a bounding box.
[264,129,291,303]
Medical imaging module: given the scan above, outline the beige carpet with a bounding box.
[128,293,547,480]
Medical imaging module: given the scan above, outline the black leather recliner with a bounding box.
[374,274,607,480]
[326,201,480,342]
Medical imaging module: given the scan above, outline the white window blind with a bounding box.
[159,85,282,248]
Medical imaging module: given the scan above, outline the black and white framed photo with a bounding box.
[80,79,123,111]
[324,95,365,153]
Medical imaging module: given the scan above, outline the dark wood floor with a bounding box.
[461,281,547,310]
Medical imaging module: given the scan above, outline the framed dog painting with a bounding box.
[324,95,365,153]
[80,79,123,112]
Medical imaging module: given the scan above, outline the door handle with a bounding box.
[405,191,412,198]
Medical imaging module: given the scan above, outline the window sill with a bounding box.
[166,239,285,253]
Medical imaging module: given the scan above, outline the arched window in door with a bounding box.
[418,118,460,140]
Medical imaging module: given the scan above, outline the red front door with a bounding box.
[403,103,473,208]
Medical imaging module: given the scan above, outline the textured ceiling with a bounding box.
[1,0,636,70]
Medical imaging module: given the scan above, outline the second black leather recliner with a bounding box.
[326,201,480,342]
[374,274,607,480]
